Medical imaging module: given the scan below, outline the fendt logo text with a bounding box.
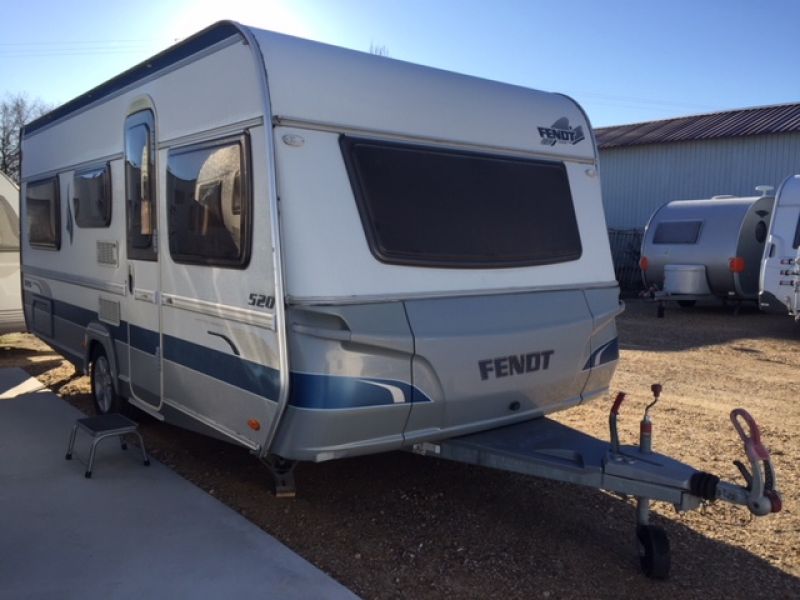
[538,117,585,146]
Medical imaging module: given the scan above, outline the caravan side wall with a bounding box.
[21,29,285,451]
[760,175,800,315]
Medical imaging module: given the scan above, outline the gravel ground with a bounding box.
[3,298,799,599]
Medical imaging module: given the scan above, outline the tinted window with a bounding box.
[340,136,582,268]
[74,164,111,228]
[167,137,250,268]
[125,111,156,260]
[0,195,20,251]
[793,214,800,249]
[653,220,702,244]
[26,177,60,249]
[755,220,767,244]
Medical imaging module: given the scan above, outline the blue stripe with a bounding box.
[27,294,431,410]
[163,334,281,401]
[26,291,128,343]
[583,338,619,370]
[130,324,159,355]
[289,372,429,409]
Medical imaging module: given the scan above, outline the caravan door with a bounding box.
[124,109,163,408]
[761,175,800,316]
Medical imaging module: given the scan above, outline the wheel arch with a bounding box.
[83,322,122,395]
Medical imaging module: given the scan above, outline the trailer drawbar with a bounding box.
[412,384,781,579]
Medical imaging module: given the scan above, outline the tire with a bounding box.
[90,347,123,415]
[637,525,671,579]
[677,300,696,308]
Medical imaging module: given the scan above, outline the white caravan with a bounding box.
[760,174,800,317]
[21,22,619,458]
[0,171,24,334]
[21,22,780,578]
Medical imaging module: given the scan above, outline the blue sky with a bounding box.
[2,0,799,127]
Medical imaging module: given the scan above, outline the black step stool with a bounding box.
[65,414,150,478]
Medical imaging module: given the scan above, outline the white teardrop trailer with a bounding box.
[760,174,800,318]
[19,21,781,579]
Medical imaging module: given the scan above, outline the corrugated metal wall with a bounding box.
[599,132,800,229]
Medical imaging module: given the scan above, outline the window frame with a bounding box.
[125,109,157,261]
[339,135,583,269]
[73,162,112,228]
[165,133,252,269]
[26,176,61,250]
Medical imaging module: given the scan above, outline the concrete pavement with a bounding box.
[0,367,358,600]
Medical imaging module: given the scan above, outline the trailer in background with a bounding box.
[640,187,774,310]
[0,172,24,334]
[760,175,800,318]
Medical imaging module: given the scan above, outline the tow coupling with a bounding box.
[609,385,782,578]
[412,384,783,579]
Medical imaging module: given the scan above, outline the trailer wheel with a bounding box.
[637,524,671,579]
[91,347,122,415]
[677,300,696,308]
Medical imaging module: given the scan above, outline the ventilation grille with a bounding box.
[97,241,118,266]
[98,298,121,326]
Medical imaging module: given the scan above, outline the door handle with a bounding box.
[128,264,134,294]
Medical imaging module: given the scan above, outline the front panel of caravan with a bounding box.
[760,175,800,315]
[269,117,619,460]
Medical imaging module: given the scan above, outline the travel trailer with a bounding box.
[0,171,24,334]
[640,188,775,307]
[760,174,800,317]
[21,22,780,579]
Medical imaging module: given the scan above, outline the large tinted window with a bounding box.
[167,137,250,268]
[653,220,702,244]
[340,136,582,268]
[26,177,60,249]
[74,164,111,228]
[125,110,156,260]
[0,195,19,251]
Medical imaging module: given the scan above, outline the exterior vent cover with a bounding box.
[97,241,118,266]
[98,297,121,326]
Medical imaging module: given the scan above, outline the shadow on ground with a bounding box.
[619,299,798,352]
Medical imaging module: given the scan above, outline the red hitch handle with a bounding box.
[731,408,770,461]
[610,392,626,415]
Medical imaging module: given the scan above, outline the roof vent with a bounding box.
[755,185,774,197]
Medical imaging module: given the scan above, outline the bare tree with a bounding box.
[369,42,389,57]
[1,93,52,183]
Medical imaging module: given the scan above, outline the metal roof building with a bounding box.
[596,103,800,230]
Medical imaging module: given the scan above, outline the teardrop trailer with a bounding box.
[760,174,800,318]
[19,21,781,579]
[639,188,775,315]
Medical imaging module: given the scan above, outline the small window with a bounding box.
[167,136,250,268]
[339,136,582,268]
[125,110,156,261]
[653,220,702,245]
[755,220,767,244]
[793,215,800,249]
[27,177,61,249]
[74,164,111,228]
[0,195,19,252]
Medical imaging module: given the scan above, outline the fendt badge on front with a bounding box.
[478,350,555,381]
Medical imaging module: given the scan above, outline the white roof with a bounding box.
[250,27,595,161]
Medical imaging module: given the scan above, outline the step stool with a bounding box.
[65,414,150,478]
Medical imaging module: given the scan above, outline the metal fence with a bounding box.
[607,229,644,293]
